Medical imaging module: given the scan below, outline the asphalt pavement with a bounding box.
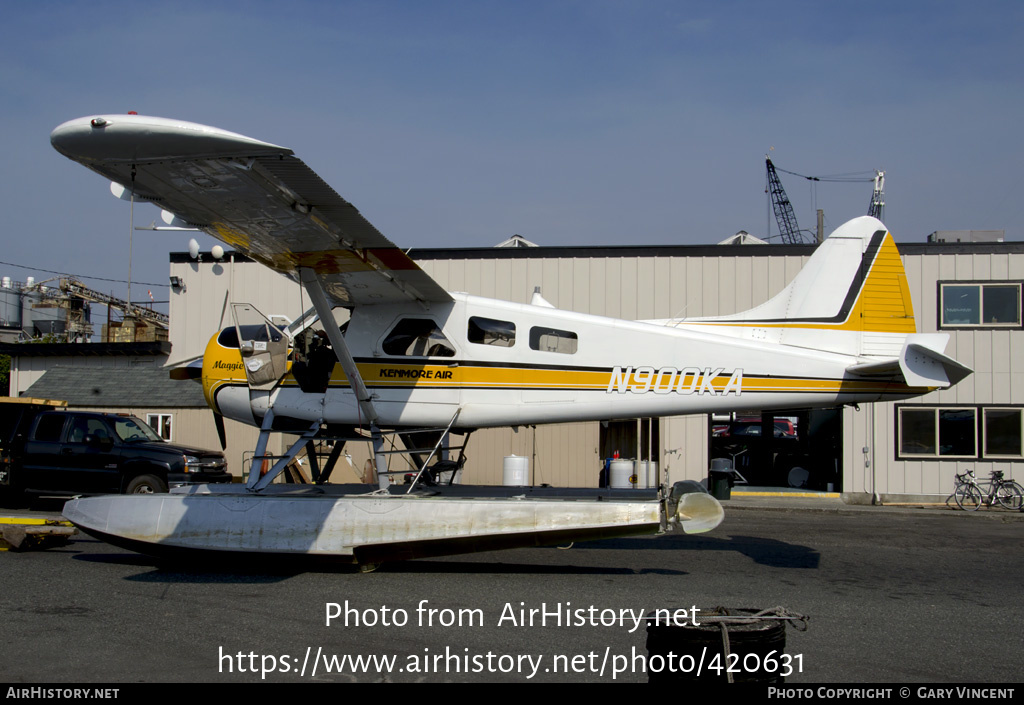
[3,488,1022,684]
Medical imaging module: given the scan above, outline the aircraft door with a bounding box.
[232,303,289,390]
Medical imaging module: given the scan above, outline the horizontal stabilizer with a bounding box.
[846,334,972,388]
[167,355,204,381]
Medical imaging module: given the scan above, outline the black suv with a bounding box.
[15,411,229,495]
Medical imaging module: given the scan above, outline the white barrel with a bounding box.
[636,460,659,489]
[609,459,635,488]
[502,455,529,486]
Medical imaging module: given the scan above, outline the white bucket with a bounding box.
[635,460,659,488]
[609,459,635,488]
[503,455,530,486]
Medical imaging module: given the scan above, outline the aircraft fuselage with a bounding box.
[203,292,925,431]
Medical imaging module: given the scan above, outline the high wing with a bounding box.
[50,114,452,307]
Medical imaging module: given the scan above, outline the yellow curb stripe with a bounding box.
[731,491,841,499]
[0,517,74,526]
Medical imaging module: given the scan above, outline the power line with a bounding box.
[773,165,876,183]
[0,259,166,288]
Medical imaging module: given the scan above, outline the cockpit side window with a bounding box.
[217,327,239,348]
[218,324,282,349]
[382,319,456,357]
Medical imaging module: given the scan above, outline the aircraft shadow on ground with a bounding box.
[72,548,315,583]
[570,534,821,569]
[72,548,687,579]
[66,531,819,579]
[381,559,686,576]
[69,536,690,577]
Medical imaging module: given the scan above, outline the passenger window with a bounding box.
[529,327,578,354]
[33,415,67,442]
[382,319,456,357]
[68,417,90,444]
[468,317,515,347]
[67,417,111,444]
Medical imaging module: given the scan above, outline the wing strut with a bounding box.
[298,268,378,425]
[298,267,390,488]
[245,407,276,489]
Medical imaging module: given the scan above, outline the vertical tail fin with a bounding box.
[684,216,917,356]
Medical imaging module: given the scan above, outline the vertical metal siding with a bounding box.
[168,246,1024,495]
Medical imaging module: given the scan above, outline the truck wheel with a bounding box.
[125,474,168,494]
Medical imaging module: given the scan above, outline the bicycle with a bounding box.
[953,469,1024,511]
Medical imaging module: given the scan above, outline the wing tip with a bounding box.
[51,114,292,164]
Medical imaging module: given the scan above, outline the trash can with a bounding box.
[708,458,734,500]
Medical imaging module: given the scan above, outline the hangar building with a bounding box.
[162,235,1024,504]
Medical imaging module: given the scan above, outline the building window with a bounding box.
[529,326,578,354]
[468,317,515,347]
[983,408,1023,459]
[897,405,1024,461]
[147,413,173,441]
[897,406,976,459]
[939,282,1022,328]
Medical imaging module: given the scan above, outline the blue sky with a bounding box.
[2,1,1022,308]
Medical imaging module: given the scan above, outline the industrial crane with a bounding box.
[765,157,886,244]
[765,155,812,244]
[868,170,885,220]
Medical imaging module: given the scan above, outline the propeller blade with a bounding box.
[213,411,227,450]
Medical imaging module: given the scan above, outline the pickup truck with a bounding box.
[1,402,229,498]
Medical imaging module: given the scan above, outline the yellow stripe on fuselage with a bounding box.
[218,363,924,396]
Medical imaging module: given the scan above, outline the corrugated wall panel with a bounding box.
[685,258,703,317]
[602,258,621,318]
[972,252,991,281]
[669,257,687,319]
[430,260,451,291]
[733,257,752,313]
[466,258,484,297]
[479,259,498,299]
[587,258,606,315]
[919,255,938,334]
[541,259,560,309]
[447,259,466,293]
[653,258,671,320]
[746,256,766,307]
[620,257,639,321]
[525,259,544,305]
[636,258,655,320]
[701,258,720,318]
[494,259,513,304]
[572,258,592,315]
